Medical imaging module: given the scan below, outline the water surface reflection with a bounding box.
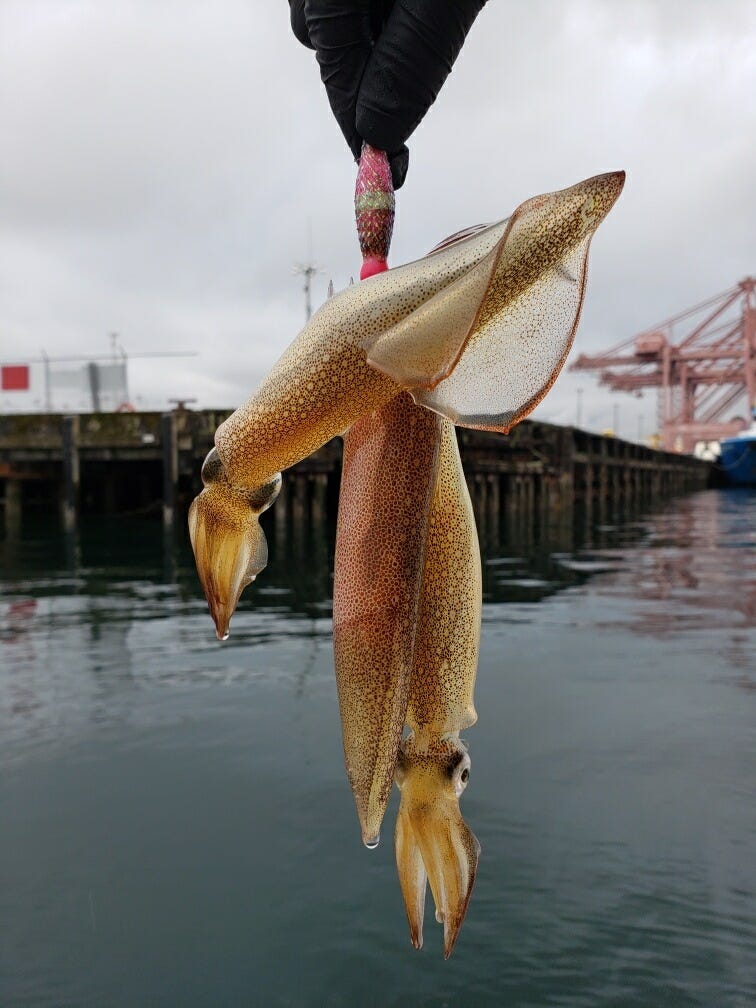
[1,490,754,1007]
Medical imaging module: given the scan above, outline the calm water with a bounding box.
[1,490,754,1007]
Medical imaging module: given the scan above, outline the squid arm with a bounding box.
[395,419,482,959]
[189,172,624,638]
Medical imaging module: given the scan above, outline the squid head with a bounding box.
[188,447,281,640]
[395,737,480,959]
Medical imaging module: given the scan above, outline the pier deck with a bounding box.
[0,410,711,534]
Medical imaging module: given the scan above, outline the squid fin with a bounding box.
[363,239,502,390]
[365,171,625,434]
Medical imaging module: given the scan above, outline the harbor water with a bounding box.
[1,489,754,1007]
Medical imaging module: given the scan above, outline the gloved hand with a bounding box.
[289,0,486,189]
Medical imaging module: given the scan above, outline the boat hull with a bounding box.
[719,435,756,486]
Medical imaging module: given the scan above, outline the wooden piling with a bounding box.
[61,415,80,532]
[103,472,117,514]
[4,479,22,537]
[311,474,327,526]
[487,474,500,524]
[275,478,288,546]
[292,474,308,526]
[161,412,178,527]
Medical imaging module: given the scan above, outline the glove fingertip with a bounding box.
[390,147,410,190]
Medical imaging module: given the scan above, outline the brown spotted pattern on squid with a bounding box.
[407,420,481,739]
[333,393,442,845]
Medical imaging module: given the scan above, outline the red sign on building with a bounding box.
[1,365,30,391]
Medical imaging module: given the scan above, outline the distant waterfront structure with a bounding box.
[572,278,755,453]
[0,341,196,414]
[0,409,711,537]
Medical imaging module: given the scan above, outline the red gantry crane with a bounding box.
[571,278,755,453]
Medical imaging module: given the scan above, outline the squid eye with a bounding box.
[247,473,282,512]
[453,754,471,796]
[201,447,225,485]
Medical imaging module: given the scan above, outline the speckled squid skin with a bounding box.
[404,421,480,740]
[333,393,442,848]
[395,420,482,958]
[189,172,624,639]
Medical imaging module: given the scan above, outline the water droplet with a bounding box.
[221,631,229,642]
[363,833,380,850]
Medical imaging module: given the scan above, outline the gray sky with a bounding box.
[1,0,754,437]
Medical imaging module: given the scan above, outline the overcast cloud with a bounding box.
[1,0,754,436]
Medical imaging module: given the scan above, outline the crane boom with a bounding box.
[571,278,755,451]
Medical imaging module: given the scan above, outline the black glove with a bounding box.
[289,0,486,189]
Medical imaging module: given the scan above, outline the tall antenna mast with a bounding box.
[294,263,319,321]
[293,220,322,321]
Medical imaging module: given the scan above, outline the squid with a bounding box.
[394,417,481,958]
[333,394,442,849]
[189,171,624,639]
[188,160,624,957]
[334,391,481,956]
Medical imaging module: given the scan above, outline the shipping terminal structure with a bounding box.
[571,277,756,480]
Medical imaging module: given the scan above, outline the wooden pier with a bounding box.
[0,409,711,535]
